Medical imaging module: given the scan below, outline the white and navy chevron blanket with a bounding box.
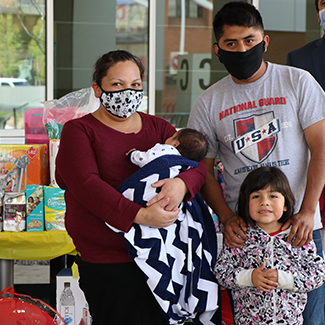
[107,155,220,325]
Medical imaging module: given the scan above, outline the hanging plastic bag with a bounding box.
[0,287,65,324]
[42,87,99,140]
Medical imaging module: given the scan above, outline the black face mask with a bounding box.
[216,41,265,80]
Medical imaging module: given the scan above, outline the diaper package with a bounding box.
[3,192,26,231]
[44,186,66,231]
[26,185,44,232]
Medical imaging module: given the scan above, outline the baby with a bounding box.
[127,128,208,168]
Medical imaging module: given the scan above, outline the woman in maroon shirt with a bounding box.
[55,50,207,325]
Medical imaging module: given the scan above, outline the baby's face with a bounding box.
[0,162,7,175]
[165,131,179,147]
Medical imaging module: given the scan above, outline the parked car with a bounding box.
[0,78,29,87]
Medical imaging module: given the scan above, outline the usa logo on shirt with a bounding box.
[232,112,280,163]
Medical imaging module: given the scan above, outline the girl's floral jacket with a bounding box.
[214,225,325,325]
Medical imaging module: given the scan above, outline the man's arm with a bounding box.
[200,158,248,248]
[285,119,325,246]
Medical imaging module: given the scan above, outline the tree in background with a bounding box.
[28,17,45,85]
[0,14,23,78]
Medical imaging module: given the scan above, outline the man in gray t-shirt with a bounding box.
[187,2,325,323]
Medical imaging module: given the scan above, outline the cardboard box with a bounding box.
[26,185,44,231]
[56,268,92,325]
[0,144,48,192]
[3,192,26,231]
[44,186,66,231]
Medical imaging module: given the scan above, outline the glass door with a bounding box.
[0,0,46,129]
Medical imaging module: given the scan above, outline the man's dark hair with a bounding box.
[213,1,264,43]
[236,167,295,227]
[176,128,208,162]
[315,0,319,11]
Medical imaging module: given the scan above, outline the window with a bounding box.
[168,0,203,18]
[0,0,45,129]
[53,0,148,109]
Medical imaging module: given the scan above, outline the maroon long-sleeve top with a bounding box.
[55,112,207,264]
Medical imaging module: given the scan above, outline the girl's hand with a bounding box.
[252,262,278,292]
[146,178,188,211]
[134,197,180,228]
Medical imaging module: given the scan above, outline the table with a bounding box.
[0,231,76,291]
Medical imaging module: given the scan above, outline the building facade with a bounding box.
[0,0,321,129]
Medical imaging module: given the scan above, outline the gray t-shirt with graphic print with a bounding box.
[188,62,325,229]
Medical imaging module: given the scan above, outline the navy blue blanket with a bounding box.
[107,155,220,325]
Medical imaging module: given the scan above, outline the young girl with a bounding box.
[214,166,325,325]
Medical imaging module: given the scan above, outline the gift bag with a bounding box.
[42,87,99,140]
[43,87,99,187]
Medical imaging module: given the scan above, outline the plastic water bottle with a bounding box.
[59,282,75,325]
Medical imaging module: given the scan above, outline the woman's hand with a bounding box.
[146,178,188,211]
[134,197,180,228]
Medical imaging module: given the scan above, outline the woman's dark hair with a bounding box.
[213,1,264,43]
[92,50,145,86]
[236,166,295,226]
[175,128,208,162]
[315,0,319,11]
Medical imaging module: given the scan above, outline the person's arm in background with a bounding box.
[283,119,325,246]
[201,158,248,248]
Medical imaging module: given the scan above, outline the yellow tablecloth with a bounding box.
[0,231,76,260]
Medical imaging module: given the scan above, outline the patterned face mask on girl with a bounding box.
[99,87,144,118]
